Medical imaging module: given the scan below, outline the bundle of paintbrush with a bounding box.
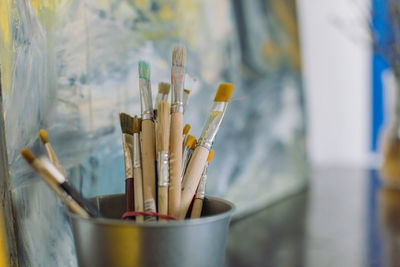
[118,45,234,222]
[20,130,102,218]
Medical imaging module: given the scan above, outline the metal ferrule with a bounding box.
[182,134,188,152]
[171,66,185,113]
[139,78,153,120]
[157,150,169,187]
[38,157,66,184]
[183,91,189,113]
[198,101,228,150]
[133,133,141,168]
[156,93,169,108]
[122,134,134,179]
[195,164,209,199]
[181,146,193,181]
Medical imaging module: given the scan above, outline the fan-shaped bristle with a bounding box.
[21,148,36,163]
[207,149,214,163]
[172,45,186,67]
[138,61,151,80]
[214,83,234,102]
[158,82,171,94]
[38,129,49,144]
[119,113,133,135]
[183,124,191,135]
[133,115,140,133]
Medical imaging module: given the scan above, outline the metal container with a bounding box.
[69,194,234,267]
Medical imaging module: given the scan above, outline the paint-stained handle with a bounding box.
[141,119,156,212]
[190,198,203,219]
[134,167,144,222]
[180,146,209,219]
[168,112,183,218]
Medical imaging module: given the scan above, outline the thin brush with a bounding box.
[180,83,234,219]
[183,89,191,113]
[182,124,191,153]
[119,113,135,214]
[20,148,91,218]
[157,101,170,220]
[138,60,157,220]
[133,116,144,222]
[190,150,214,219]
[181,135,196,182]
[169,45,186,218]
[38,130,66,177]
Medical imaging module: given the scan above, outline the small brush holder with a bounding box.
[68,194,234,267]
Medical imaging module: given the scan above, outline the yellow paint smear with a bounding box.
[0,0,13,95]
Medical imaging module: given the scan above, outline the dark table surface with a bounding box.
[225,167,399,267]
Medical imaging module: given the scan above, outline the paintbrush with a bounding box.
[155,82,171,108]
[20,148,92,218]
[190,150,214,219]
[133,116,144,222]
[181,135,196,182]
[138,60,157,220]
[182,124,191,152]
[157,100,170,220]
[38,129,66,177]
[169,45,186,218]
[119,113,135,214]
[183,89,191,113]
[180,83,234,219]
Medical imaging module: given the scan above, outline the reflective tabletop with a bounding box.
[226,167,397,266]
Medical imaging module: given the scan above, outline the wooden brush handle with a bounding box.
[190,198,203,219]
[180,146,209,219]
[45,143,66,177]
[133,167,144,222]
[125,178,134,212]
[158,101,170,151]
[158,186,168,221]
[141,119,156,212]
[168,112,183,218]
[67,199,90,218]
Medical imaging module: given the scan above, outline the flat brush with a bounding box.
[20,148,91,218]
[133,116,144,222]
[181,135,196,182]
[38,130,66,177]
[182,124,191,152]
[157,101,170,220]
[138,60,157,220]
[180,83,234,219]
[190,150,214,219]
[119,113,135,214]
[155,82,171,109]
[169,45,186,218]
[183,89,190,113]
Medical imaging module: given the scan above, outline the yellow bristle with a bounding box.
[185,135,196,149]
[214,83,234,102]
[184,89,191,94]
[158,82,171,94]
[38,129,49,144]
[183,124,191,135]
[21,148,36,163]
[207,149,214,163]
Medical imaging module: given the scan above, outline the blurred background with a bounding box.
[2,0,400,266]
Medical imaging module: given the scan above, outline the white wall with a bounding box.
[297,0,371,166]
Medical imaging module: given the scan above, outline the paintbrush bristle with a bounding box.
[183,124,191,135]
[207,149,214,163]
[119,113,134,135]
[133,115,140,133]
[38,129,49,144]
[21,148,36,163]
[185,135,196,149]
[214,83,234,102]
[184,89,191,94]
[158,82,171,94]
[172,45,186,67]
[138,60,151,80]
